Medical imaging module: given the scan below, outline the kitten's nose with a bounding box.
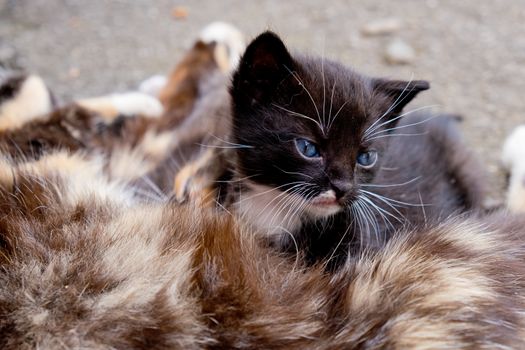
[330,180,352,199]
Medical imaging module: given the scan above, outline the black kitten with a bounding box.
[225,32,484,267]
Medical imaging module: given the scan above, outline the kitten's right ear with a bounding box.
[231,31,294,107]
[373,79,430,114]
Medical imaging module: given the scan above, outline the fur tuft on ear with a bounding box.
[373,79,430,114]
[231,31,295,108]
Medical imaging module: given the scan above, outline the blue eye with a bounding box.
[357,150,378,168]
[295,138,320,158]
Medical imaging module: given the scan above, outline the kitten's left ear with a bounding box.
[373,79,430,114]
[231,31,295,108]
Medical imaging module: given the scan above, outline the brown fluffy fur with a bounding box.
[1,150,525,349]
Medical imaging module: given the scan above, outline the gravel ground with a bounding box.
[1,0,524,203]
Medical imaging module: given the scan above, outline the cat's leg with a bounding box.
[172,147,225,206]
[71,24,244,124]
[158,22,244,128]
[76,92,164,121]
[149,23,244,202]
[502,125,525,213]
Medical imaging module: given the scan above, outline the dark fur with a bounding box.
[222,32,487,267]
[0,73,26,104]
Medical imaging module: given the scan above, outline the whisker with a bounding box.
[363,76,415,136]
[364,105,439,140]
[321,49,326,129]
[359,197,382,244]
[238,181,311,203]
[365,115,438,139]
[418,190,428,224]
[283,66,324,133]
[360,188,431,207]
[274,165,314,179]
[255,183,318,227]
[207,134,254,148]
[272,104,325,136]
[327,80,337,130]
[275,226,301,271]
[359,194,404,224]
[358,195,395,239]
[365,132,428,142]
[269,185,318,228]
[326,216,353,266]
[215,174,259,184]
[197,144,254,149]
[138,176,169,201]
[327,100,349,131]
[361,176,421,188]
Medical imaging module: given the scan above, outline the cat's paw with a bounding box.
[199,22,245,72]
[502,125,525,172]
[173,165,216,207]
[77,92,163,121]
[172,149,218,207]
[502,125,525,213]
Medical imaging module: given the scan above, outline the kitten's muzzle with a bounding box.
[330,179,353,200]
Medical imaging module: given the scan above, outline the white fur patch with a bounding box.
[235,183,304,239]
[234,183,342,241]
[77,92,163,119]
[304,189,341,218]
[502,125,525,213]
[0,75,52,130]
[502,125,525,171]
[138,74,168,98]
[199,22,245,71]
[111,92,163,117]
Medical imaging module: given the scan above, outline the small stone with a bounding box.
[171,6,188,19]
[68,67,80,79]
[361,18,402,36]
[385,39,416,65]
[0,43,18,67]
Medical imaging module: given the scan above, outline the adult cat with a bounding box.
[0,126,523,349]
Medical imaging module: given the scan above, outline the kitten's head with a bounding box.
[230,32,428,221]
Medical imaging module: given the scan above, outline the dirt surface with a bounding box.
[1,0,524,204]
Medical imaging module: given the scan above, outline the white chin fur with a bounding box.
[0,75,52,131]
[304,190,342,218]
[235,184,341,238]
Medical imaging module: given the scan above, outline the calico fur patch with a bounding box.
[1,150,525,349]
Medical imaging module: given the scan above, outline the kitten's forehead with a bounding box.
[285,55,379,133]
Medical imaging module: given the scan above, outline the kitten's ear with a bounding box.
[232,31,295,107]
[373,79,430,114]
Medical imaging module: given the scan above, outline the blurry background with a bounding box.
[1,0,524,203]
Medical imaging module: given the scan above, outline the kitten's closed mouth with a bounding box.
[307,190,342,217]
